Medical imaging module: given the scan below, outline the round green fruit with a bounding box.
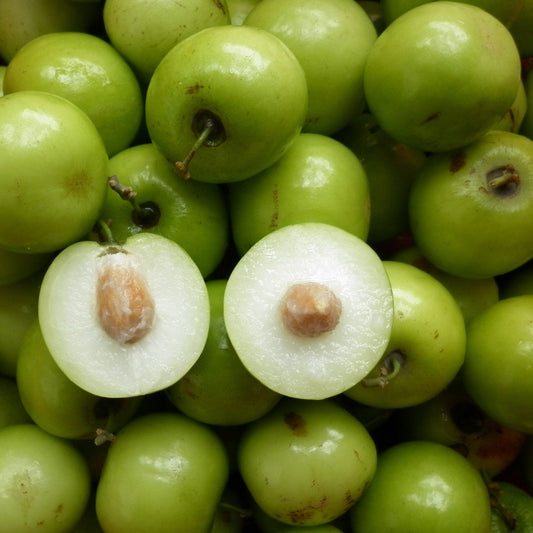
[461,295,533,434]
[3,31,143,156]
[103,0,230,85]
[145,24,308,183]
[244,0,377,135]
[166,279,281,426]
[238,398,377,526]
[0,90,109,254]
[100,142,229,278]
[229,132,371,256]
[408,130,533,279]
[350,440,492,533]
[344,260,466,409]
[95,412,229,533]
[0,423,92,533]
[364,1,522,152]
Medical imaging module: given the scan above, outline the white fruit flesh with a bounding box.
[224,223,394,400]
[38,233,210,398]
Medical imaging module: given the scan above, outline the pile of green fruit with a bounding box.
[1,0,533,531]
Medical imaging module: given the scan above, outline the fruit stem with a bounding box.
[218,502,253,518]
[486,164,520,189]
[362,350,404,388]
[108,175,161,229]
[94,428,116,446]
[94,219,118,245]
[174,119,215,180]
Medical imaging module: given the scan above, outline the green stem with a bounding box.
[174,121,214,180]
[362,351,404,388]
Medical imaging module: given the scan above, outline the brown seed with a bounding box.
[96,251,155,344]
[280,282,342,338]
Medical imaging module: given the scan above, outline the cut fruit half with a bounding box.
[223,222,394,400]
[38,233,210,398]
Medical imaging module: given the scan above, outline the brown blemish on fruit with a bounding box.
[420,111,441,124]
[284,411,307,436]
[449,151,466,173]
[280,282,342,338]
[185,83,204,94]
[65,171,91,196]
[212,0,226,14]
[269,186,279,229]
[96,250,155,344]
[287,495,328,524]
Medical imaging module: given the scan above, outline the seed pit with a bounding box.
[280,282,342,338]
[96,251,155,344]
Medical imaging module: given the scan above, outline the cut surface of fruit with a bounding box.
[224,223,394,400]
[38,233,210,398]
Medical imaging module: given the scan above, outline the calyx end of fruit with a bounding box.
[280,282,342,338]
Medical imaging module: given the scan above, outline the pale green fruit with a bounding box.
[100,142,229,278]
[229,132,371,256]
[145,24,308,184]
[103,0,230,85]
[0,0,102,62]
[408,130,533,279]
[0,248,52,286]
[493,80,527,133]
[0,423,92,533]
[227,0,261,25]
[95,412,229,533]
[344,261,466,409]
[3,31,144,156]
[244,0,377,135]
[0,90,109,254]
[238,398,377,526]
[364,1,522,152]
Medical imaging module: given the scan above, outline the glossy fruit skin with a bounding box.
[166,279,282,426]
[95,412,230,533]
[145,24,308,184]
[100,143,229,278]
[0,90,109,254]
[0,423,92,533]
[229,133,371,256]
[344,261,466,409]
[3,31,143,156]
[16,320,141,440]
[244,0,377,135]
[349,440,492,533]
[103,0,230,86]
[238,398,377,527]
[408,130,533,279]
[364,2,522,153]
[461,295,533,434]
